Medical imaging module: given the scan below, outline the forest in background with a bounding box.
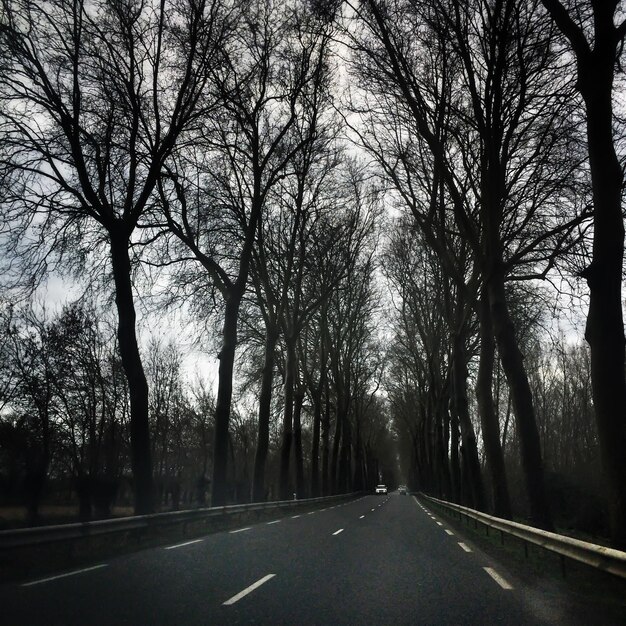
[1,0,625,549]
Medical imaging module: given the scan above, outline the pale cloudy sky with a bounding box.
[37,272,220,392]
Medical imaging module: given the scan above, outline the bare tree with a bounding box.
[540,0,626,549]
[346,0,589,528]
[246,31,339,500]
[326,235,379,494]
[156,0,336,505]
[1,307,56,521]
[276,168,374,499]
[47,303,123,519]
[0,0,233,513]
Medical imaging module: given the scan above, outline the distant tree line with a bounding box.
[0,303,214,521]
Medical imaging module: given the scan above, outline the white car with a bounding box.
[375,484,387,495]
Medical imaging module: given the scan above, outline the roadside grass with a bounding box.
[0,505,135,530]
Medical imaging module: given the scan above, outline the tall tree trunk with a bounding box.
[488,271,553,530]
[452,330,486,510]
[353,417,364,491]
[252,324,278,502]
[417,407,431,492]
[211,292,241,506]
[449,402,461,504]
[279,338,296,499]
[431,385,448,498]
[426,393,438,494]
[110,233,153,514]
[293,389,305,498]
[321,379,331,495]
[470,0,550,529]
[310,324,328,497]
[439,403,452,500]
[338,400,352,494]
[541,0,626,552]
[409,435,419,491]
[330,392,342,494]
[476,287,511,519]
[336,375,353,494]
[310,396,321,496]
[580,56,626,550]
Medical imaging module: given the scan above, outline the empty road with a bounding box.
[0,494,616,625]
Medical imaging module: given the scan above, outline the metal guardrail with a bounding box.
[419,493,626,580]
[0,492,359,549]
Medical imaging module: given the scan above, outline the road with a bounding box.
[0,494,617,625]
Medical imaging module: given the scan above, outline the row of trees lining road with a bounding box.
[342,0,626,549]
[0,280,395,522]
[0,0,396,521]
[1,0,626,549]
[0,0,237,514]
[539,0,626,553]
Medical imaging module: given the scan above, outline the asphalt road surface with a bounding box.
[0,494,619,625]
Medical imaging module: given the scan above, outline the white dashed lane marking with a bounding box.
[458,542,472,552]
[22,564,108,587]
[229,527,251,534]
[266,520,280,525]
[359,515,365,519]
[445,529,454,536]
[484,567,513,590]
[164,539,203,550]
[223,574,276,606]
[332,528,344,536]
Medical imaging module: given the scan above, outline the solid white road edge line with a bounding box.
[229,527,252,534]
[223,574,276,606]
[458,542,472,552]
[333,528,344,535]
[22,564,108,587]
[164,539,203,550]
[483,567,513,590]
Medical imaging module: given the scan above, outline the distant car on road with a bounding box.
[398,485,407,495]
[375,484,387,495]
